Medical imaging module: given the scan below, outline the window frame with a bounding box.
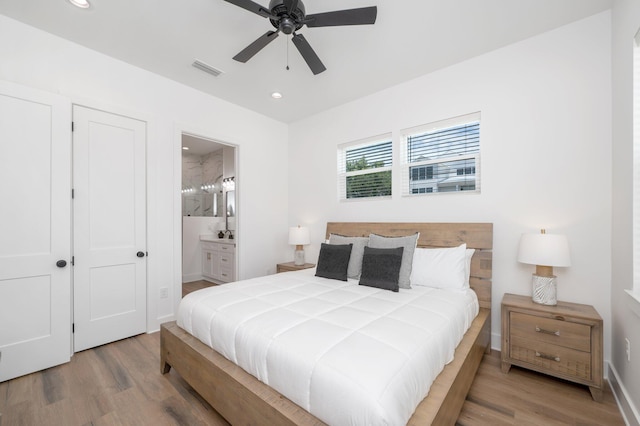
[337,133,393,201]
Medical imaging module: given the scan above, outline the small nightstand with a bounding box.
[276,262,316,273]
[501,293,603,401]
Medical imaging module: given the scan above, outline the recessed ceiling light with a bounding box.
[68,0,91,8]
[271,92,283,99]
[182,146,189,150]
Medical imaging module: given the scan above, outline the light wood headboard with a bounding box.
[325,222,493,309]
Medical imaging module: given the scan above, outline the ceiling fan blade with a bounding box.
[292,33,326,75]
[233,31,279,63]
[223,0,272,18]
[305,6,377,27]
[283,0,299,14]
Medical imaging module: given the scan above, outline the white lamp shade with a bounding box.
[289,226,310,246]
[517,233,571,267]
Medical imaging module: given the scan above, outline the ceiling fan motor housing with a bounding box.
[268,0,305,34]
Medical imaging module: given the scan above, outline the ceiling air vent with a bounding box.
[192,59,224,77]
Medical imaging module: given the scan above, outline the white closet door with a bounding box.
[73,106,147,352]
[0,81,71,382]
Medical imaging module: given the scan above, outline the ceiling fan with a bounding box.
[224,0,377,75]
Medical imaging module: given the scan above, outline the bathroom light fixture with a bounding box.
[68,0,91,9]
[271,92,283,99]
[182,146,189,150]
[223,176,235,191]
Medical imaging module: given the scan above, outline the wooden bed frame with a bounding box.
[161,222,492,425]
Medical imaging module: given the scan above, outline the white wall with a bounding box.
[0,14,289,332]
[611,0,640,422]
[288,12,613,361]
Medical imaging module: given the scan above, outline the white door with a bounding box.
[73,106,147,352]
[0,82,71,382]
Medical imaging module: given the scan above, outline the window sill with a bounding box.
[626,289,640,318]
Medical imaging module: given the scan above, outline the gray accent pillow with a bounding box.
[328,234,369,279]
[368,232,420,289]
[359,246,404,292]
[315,243,352,281]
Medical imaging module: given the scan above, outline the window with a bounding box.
[401,112,480,196]
[338,135,392,200]
[412,166,433,181]
[412,187,433,194]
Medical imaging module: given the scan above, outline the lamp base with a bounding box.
[294,248,305,266]
[531,274,557,305]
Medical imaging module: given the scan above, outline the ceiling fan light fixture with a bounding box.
[68,0,91,9]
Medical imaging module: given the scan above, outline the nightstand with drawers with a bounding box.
[501,293,603,401]
[276,262,315,273]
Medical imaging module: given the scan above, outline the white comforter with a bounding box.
[177,268,478,426]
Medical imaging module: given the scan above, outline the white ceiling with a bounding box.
[0,0,612,123]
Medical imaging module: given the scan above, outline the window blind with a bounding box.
[401,112,480,196]
[338,135,392,200]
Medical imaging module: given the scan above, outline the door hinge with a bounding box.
[71,121,75,132]
[72,188,75,199]
[72,323,75,333]
[146,251,149,257]
[71,256,75,266]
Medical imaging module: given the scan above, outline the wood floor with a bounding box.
[457,352,624,426]
[0,280,625,425]
[0,332,624,426]
[182,280,216,298]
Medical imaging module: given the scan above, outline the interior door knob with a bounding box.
[136,251,145,258]
[56,260,67,268]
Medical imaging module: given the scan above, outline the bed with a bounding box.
[161,222,492,425]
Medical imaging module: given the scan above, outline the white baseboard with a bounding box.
[147,313,176,334]
[608,362,640,426]
[491,331,501,351]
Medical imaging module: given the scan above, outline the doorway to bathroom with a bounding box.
[181,133,237,297]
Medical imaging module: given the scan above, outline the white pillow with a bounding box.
[465,248,475,288]
[410,244,469,290]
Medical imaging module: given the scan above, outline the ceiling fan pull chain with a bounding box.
[286,36,290,70]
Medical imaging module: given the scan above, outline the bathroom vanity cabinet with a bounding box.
[201,239,236,283]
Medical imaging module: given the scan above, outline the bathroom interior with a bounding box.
[181,133,236,294]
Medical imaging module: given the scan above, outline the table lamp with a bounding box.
[517,229,571,305]
[289,226,310,266]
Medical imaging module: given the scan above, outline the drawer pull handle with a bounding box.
[535,326,560,336]
[535,351,560,362]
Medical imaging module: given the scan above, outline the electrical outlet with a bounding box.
[160,287,169,299]
[625,338,631,362]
